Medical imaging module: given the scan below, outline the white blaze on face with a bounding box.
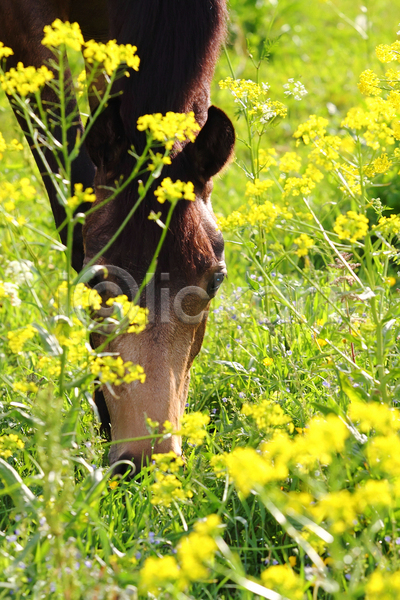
[104,309,208,468]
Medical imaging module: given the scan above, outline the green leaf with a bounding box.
[0,458,35,510]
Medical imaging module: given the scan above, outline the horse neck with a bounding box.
[109,0,227,137]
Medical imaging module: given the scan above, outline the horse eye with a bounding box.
[207,272,226,296]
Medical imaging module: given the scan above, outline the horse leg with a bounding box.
[0,1,96,273]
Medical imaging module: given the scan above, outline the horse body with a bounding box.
[0,0,234,472]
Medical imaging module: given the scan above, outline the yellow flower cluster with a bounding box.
[7,325,36,354]
[41,19,140,76]
[241,399,292,431]
[72,283,102,311]
[279,151,302,173]
[105,295,148,334]
[293,233,314,257]
[83,39,140,76]
[294,115,328,145]
[374,214,400,236]
[147,151,171,172]
[154,178,195,204]
[55,281,102,312]
[137,112,200,151]
[385,67,400,87]
[150,452,192,507]
[0,42,13,61]
[341,98,396,150]
[358,69,381,96]
[366,569,400,599]
[89,355,145,385]
[364,153,393,177]
[218,200,292,231]
[177,515,220,580]
[216,414,349,496]
[333,211,369,243]
[258,148,278,171]
[250,99,288,123]
[0,63,54,96]
[66,183,96,211]
[139,556,182,595]
[283,164,323,198]
[308,482,392,534]
[174,412,210,446]
[13,380,38,395]
[139,515,221,594]
[0,178,36,214]
[0,434,24,459]
[308,135,341,170]
[260,565,303,600]
[219,77,287,123]
[42,19,84,52]
[375,40,400,63]
[0,132,23,161]
[219,77,264,103]
[245,178,274,198]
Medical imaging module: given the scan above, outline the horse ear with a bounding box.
[187,105,235,183]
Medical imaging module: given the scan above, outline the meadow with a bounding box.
[1,1,400,598]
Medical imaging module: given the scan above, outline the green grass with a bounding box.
[1,1,400,598]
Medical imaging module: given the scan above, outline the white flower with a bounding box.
[283,79,308,101]
[5,260,34,285]
[3,282,21,306]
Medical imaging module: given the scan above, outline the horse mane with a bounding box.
[84,0,227,282]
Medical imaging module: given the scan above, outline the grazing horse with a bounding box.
[0,1,235,473]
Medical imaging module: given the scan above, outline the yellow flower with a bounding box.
[105,295,148,334]
[294,115,329,145]
[150,451,191,507]
[333,211,369,243]
[0,434,24,460]
[279,151,302,173]
[376,41,400,63]
[0,63,54,96]
[42,19,84,52]
[13,381,38,394]
[154,178,195,204]
[219,77,263,103]
[245,178,274,197]
[374,214,400,237]
[137,111,200,150]
[72,283,102,311]
[150,472,192,507]
[224,447,287,496]
[83,39,140,76]
[358,69,381,96]
[241,398,292,431]
[262,357,274,367]
[7,325,36,354]
[177,515,221,581]
[261,565,303,600]
[366,570,400,599]
[0,42,13,60]
[348,401,400,435]
[178,412,210,446]
[139,556,182,595]
[66,183,96,211]
[293,233,314,257]
[89,355,146,385]
[364,153,392,177]
[258,148,277,171]
[152,451,184,473]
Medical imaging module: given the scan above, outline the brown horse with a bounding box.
[0,0,235,473]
